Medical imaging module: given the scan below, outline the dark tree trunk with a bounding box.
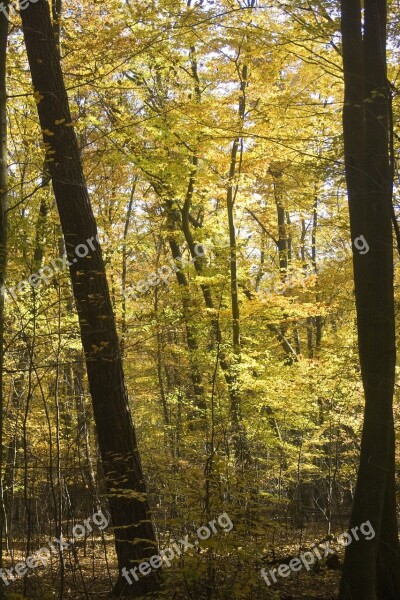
[20,2,160,596]
[339,1,400,598]
[311,198,322,350]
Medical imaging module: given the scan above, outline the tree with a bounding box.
[20,1,160,596]
[339,1,400,598]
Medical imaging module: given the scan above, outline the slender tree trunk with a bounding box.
[339,1,400,598]
[180,198,250,463]
[274,174,288,277]
[154,289,173,449]
[311,197,322,351]
[121,181,136,359]
[3,351,27,556]
[226,63,247,461]
[20,2,160,596]
[246,208,299,362]
[73,354,99,508]
[165,199,206,417]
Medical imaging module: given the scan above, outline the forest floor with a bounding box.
[2,524,344,599]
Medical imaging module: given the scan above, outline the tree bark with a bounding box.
[339,1,400,598]
[121,180,136,360]
[20,2,160,596]
[165,198,206,417]
[225,63,247,460]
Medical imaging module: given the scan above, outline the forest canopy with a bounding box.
[0,0,399,599]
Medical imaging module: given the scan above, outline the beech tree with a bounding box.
[339,1,400,598]
[20,1,160,596]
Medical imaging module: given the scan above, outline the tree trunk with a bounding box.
[165,198,206,417]
[180,195,250,463]
[226,63,247,461]
[339,1,400,598]
[311,197,322,351]
[121,180,136,360]
[20,2,160,596]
